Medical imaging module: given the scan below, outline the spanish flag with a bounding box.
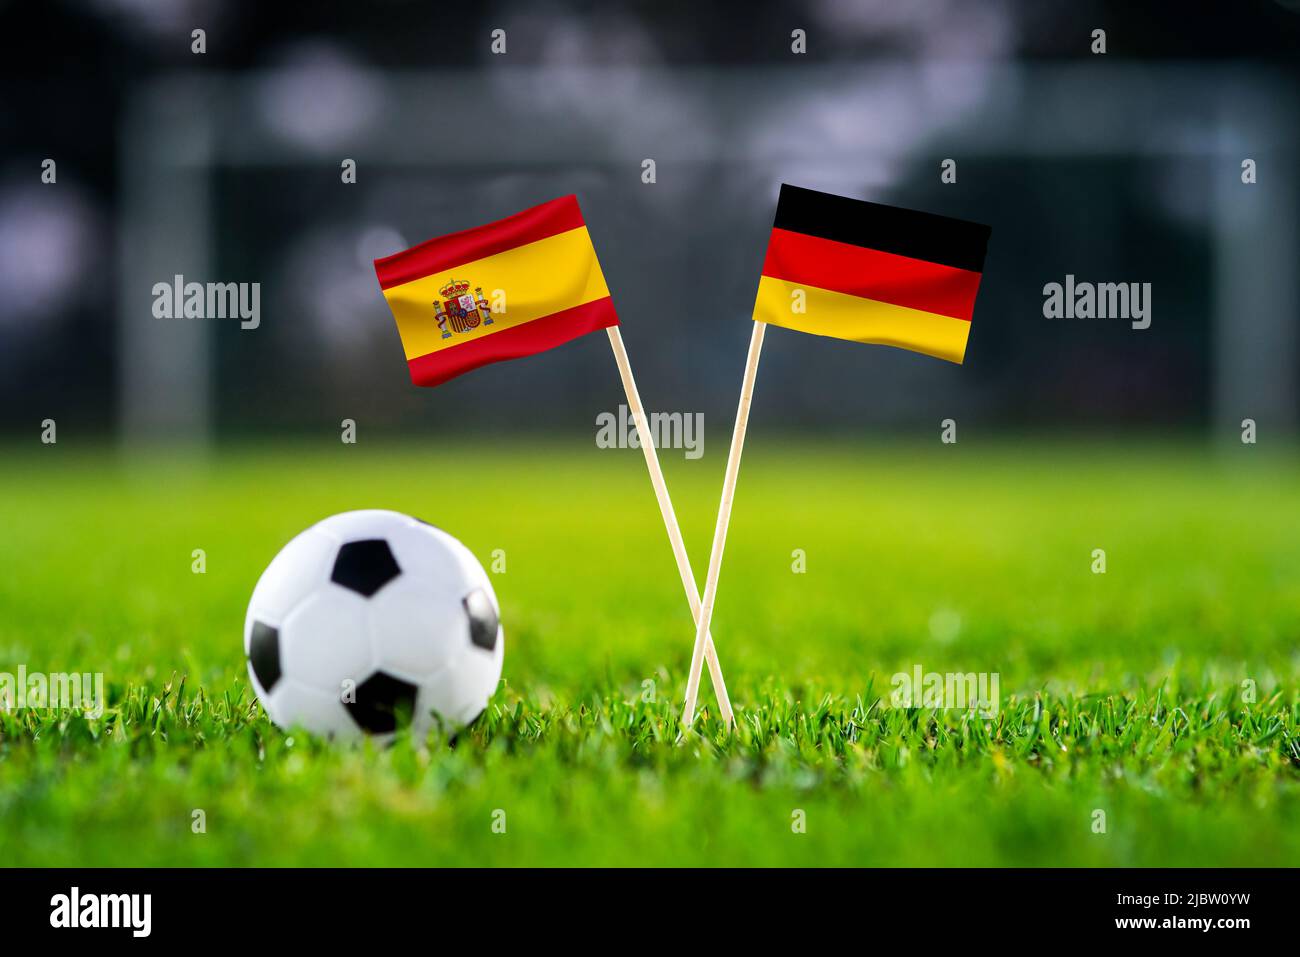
[375,195,619,387]
[754,185,991,364]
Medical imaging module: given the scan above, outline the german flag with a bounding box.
[375,195,618,387]
[754,185,991,364]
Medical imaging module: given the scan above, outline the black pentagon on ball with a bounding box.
[331,539,401,597]
[464,587,499,651]
[345,671,419,734]
[248,621,282,692]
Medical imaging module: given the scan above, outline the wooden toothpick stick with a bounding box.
[606,327,734,726]
[682,320,766,727]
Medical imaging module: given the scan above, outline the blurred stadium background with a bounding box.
[1,0,1298,443]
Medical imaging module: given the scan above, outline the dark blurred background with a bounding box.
[2,0,1297,443]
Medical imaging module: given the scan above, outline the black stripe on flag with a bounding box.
[772,184,992,274]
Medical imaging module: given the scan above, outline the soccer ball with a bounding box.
[243,510,503,741]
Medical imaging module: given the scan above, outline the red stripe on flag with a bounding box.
[375,195,587,290]
[406,297,619,387]
[761,227,983,321]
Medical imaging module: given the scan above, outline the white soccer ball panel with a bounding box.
[267,678,363,741]
[279,589,374,694]
[367,575,466,680]
[424,524,500,608]
[380,521,486,597]
[243,526,338,641]
[420,637,503,727]
[460,629,505,722]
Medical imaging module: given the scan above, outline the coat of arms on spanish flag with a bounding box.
[375,195,619,387]
[754,184,991,364]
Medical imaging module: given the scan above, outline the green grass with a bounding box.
[0,438,1297,866]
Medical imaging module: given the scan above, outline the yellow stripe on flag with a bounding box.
[753,276,972,364]
[382,226,611,360]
